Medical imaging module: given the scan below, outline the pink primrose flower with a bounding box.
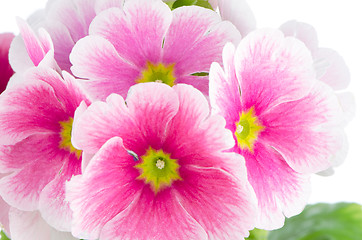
[209,29,346,229]
[67,82,257,240]
[0,67,89,232]
[69,0,241,101]
[0,33,15,93]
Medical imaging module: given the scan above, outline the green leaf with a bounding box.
[172,0,213,10]
[0,230,10,240]
[246,228,268,240]
[268,203,362,240]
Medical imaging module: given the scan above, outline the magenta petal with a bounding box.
[0,33,14,93]
[244,142,310,229]
[126,83,179,150]
[70,35,140,100]
[0,79,66,145]
[90,0,172,68]
[39,154,81,232]
[67,137,143,239]
[235,29,315,113]
[101,187,208,240]
[209,43,241,130]
[0,134,65,211]
[72,93,145,155]
[261,81,344,173]
[174,164,256,239]
[163,6,241,76]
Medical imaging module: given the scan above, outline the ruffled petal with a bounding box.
[89,0,172,68]
[174,163,256,239]
[70,35,140,100]
[9,208,77,240]
[218,0,256,37]
[261,81,345,173]
[39,154,81,232]
[0,134,65,211]
[209,42,241,130]
[163,6,241,76]
[66,137,143,239]
[100,187,208,240]
[234,29,315,114]
[243,142,310,230]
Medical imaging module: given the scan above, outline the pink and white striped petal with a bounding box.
[66,137,143,239]
[243,142,310,229]
[261,81,344,173]
[0,134,65,211]
[163,6,240,76]
[234,29,315,114]
[174,164,256,240]
[89,0,171,68]
[101,187,208,240]
[70,36,140,100]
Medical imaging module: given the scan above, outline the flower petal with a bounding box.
[174,163,257,239]
[90,0,172,68]
[66,137,143,239]
[70,35,140,100]
[261,81,345,173]
[9,208,77,240]
[39,154,81,232]
[100,187,208,240]
[235,29,315,114]
[0,134,64,211]
[209,42,241,130]
[163,6,241,76]
[243,142,310,230]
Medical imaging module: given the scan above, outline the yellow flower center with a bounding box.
[135,147,182,193]
[136,62,176,86]
[59,117,82,159]
[235,107,264,152]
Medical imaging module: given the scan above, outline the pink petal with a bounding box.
[89,0,172,68]
[244,142,310,229]
[101,186,208,240]
[163,84,235,168]
[0,134,65,211]
[95,0,124,13]
[279,20,319,54]
[0,33,15,94]
[126,82,180,150]
[0,79,67,145]
[218,0,256,37]
[209,43,241,130]
[0,194,10,235]
[72,93,143,155]
[235,29,315,114]
[314,47,351,90]
[16,18,48,67]
[66,137,143,239]
[8,35,33,74]
[176,75,209,96]
[163,6,241,76]
[261,81,345,173]
[174,163,256,239]
[39,154,81,232]
[9,208,77,240]
[70,35,140,100]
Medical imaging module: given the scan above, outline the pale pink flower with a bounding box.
[70,0,240,100]
[67,83,256,240]
[0,33,15,93]
[209,29,346,229]
[0,67,89,232]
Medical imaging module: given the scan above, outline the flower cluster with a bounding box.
[0,0,352,239]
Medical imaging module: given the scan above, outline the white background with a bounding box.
[0,0,361,204]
